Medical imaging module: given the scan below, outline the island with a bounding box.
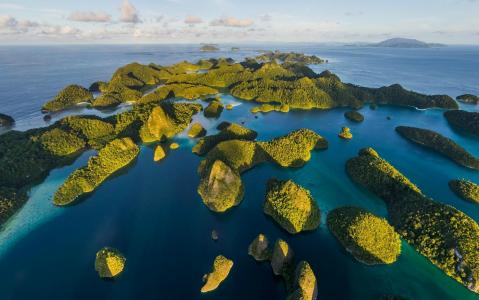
[188,123,206,138]
[42,84,93,112]
[154,145,166,162]
[39,57,459,116]
[192,122,258,155]
[197,159,244,212]
[344,110,364,122]
[204,100,224,118]
[444,110,479,137]
[53,138,140,206]
[346,147,479,292]
[248,233,271,261]
[449,179,479,204]
[264,179,320,234]
[251,103,290,114]
[0,187,27,225]
[200,44,220,52]
[247,235,318,299]
[327,206,401,265]
[369,38,446,48]
[94,247,126,279]
[456,94,479,105]
[200,255,234,293]
[395,126,479,170]
[271,239,295,276]
[196,129,327,212]
[255,51,325,64]
[139,103,202,143]
[0,113,15,127]
[338,127,353,139]
[287,261,318,300]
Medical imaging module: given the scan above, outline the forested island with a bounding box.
[0,51,477,298]
[347,147,479,292]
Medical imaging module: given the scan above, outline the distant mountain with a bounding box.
[370,38,446,48]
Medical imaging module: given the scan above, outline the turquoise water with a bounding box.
[0,45,478,299]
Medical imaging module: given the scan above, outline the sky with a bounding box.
[0,0,478,44]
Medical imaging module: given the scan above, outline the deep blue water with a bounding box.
[0,44,478,300]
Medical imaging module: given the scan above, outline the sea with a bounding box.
[0,44,478,300]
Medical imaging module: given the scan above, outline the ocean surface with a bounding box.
[0,44,478,300]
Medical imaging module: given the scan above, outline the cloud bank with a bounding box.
[68,11,111,22]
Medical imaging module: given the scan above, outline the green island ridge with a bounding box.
[53,137,140,206]
[0,113,15,127]
[41,57,458,115]
[94,247,126,278]
[264,179,320,234]
[344,110,364,122]
[200,255,234,293]
[196,128,327,212]
[255,51,325,65]
[444,110,479,137]
[338,127,353,139]
[457,94,479,105]
[346,147,479,292]
[0,100,201,224]
[327,206,401,265]
[395,126,479,170]
[42,84,94,112]
[248,235,318,299]
[1,54,462,233]
[449,179,479,204]
[139,102,202,143]
[251,103,290,114]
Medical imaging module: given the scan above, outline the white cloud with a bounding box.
[210,16,254,27]
[0,15,38,32]
[0,3,24,10]
[40,25,81,36]
[184,15,203,25]
[120,0,140,23]
[0,15,16,28]
[69,11,111,22]
[259,14,272,22]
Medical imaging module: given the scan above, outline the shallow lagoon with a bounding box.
[0,45,478,299]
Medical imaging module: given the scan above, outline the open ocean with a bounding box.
[0,44,478,300]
